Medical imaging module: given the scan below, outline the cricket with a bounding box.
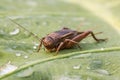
[9,18,106,55]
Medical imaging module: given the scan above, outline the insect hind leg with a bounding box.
[66,31,106,48]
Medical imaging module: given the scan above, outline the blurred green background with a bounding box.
[0,0,120,80]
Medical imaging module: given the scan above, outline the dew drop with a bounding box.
[24,55,29,59]
[9,28,20,35]
[73,65,81,70]
[33,42,39,50]
[33,46,37,49]
[0,61,18,76]
[15,52,22,57]
[100,48,104,51]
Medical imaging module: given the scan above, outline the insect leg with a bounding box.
[65,39,81,49]
[55,38,78,54]
[37,38,44,52]
[88,31,106,42]
[65,39,79,44]
[76,31,105,42]
[55,42,64,54]
[66,31,106,47]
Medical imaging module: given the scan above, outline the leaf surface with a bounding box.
[0,0,120,80]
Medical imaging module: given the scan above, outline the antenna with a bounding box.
[8,18,40,41]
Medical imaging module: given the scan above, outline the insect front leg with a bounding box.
[37,38,44,52]
[55,32,83,54]
[55,42,64,54]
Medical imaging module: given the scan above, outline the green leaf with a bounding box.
[0,0,120,80]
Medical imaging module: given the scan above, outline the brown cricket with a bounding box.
[9,19,106,55]
[37,27,106,54]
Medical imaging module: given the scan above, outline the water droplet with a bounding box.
[33,46,37,49]
[95,69,110,75]
[0,61,18,76]
[9,28,20,35]
[17,67,34,77]
[15,52,22,57]
[24,55,29,59]
[73,65,81,70]
[35,44,39,46]
[100,48,104,51]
